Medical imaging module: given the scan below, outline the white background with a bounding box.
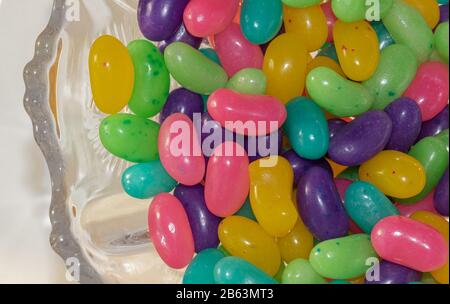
[0,0,68,283]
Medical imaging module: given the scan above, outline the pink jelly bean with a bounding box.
[148,193,195,269]
[158,113,205,185]
[371,215,449,272]
[183,0,240,38]
[403,61,449,121]
[395,190,438,217]
[321,1,337,43]
[335,178,364,234]
[215,23,264,77]
[207,88,287,136]
[205,141,250,217]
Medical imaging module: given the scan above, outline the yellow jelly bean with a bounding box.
[277,217,314,263]
[249,156,298,237]
[333,20,380,81]
[306,56,345,78]
[326,158,348,177]
[404,0,440,29]
[89,35,134,114]
[359,150,426,199]
[283,5,328,52]
[218,216,281,276]
[263,33,309,103]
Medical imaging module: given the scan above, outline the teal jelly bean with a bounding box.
[214,257,279,284]
[235,197,257,221]
[330,280,351,284]
[183,249,225,284]
[284,97,329,160]
[200,48,222,65]
[121,160,177,199]
[371,21,395,50]
[241,0,283,44]
[318,42,339,62]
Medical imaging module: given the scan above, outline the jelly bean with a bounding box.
[122,161,177,199]
[327,119,347,140]
[345,181,399,233]
[371,215,448,272]
[207,88,287,136]
[434,169,449,216]
[434,22,449,64]
[241,0,283,45]
[183,248,225,284]
[214,256,278,284]
[244,129,284,163]
[218,216,281,275]
[338,166,360,181]
[284,97,329,160]
[359,150,426,199]
[199,48,221,65]
[365,261,421,284]
[89,35,134,114]
[218,244,231,257]
[332,0,393,23]
[371,21,395,50]
[335,178,364,234]
[306,56,345,79]
[403,61,449,122]
[397,136,448,204]
[158,113,205,186]
[439,0,449,4]
[318,42,339,62]
[274,263,286,283]
[417,106,449,141]
[404,0,440,29]
[263,33,309,103]
[235,198,257,221]
[277,218,314,263]
[249,156,298,237]
[205,142,250,217]
[330,280,351,284]
[297,167,349,241]
[282,0,322,8]
[137,0,189,41]
[99,113,159,163]
[127,40,170,118]
[327,158,349,178]
[395,191,438,217]
[174,184,221,252]
[283,5,328,52]
[164,42,228,95]
[183,0,240,37]
[159,88,203,123]
[328,110,392,166]
[306,67,374,117]
[436,129,449,152]
[384,97,422,152]
[321,2,337,42]
[363,45,418,110]
[215,23,264,77]
[310,234,377,279]
[282,259,327,284]
[226,68,267,95]
[281,149,333,186]
[148,193,194,269]
[440,4,449,22]
[158,23,202,52]
[382,0,434,63]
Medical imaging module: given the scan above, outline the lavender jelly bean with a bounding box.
[417,105,449,141]
[365,261,421,284]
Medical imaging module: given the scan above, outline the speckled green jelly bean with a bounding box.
[127,40,170,118]
[434,22,449,64]
[332,0,393,22]
[364,44,418,110]
[309,234,378,280]
[435,129,449,152]
[164,42,228,95]
[99,113,159,163]
[306,67,374,117]
[226,68,267,95]
[282,0,322,8]
[282,259,328,284]
[183,249,225,284]
[382,0,434,63]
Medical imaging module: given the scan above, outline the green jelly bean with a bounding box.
[337,166,360,181]
[274,262,286,283]
[200,48,222,65]
[226,68,267,95]
[282,0,322,8]
[284,97,329,160]
[235,197,257,221]
[183,249,225,284]
[434,22,449,64]
[332,0,393,22]
[306,67,374,117]
[382,0,433,63]
[282,259,328,284]
[330,280,351,284]
[99,113,159,163]
[421,272,438,284]
[127,40,170,118]
[218,245,231,256]
[309,234,378,280]
[164,42,228,95]
[214,257,278,284]
[435,129,449,153]
[363,44,418,110]
[345,181,399,233]
[397,137,449,204]
[429,50,446,63]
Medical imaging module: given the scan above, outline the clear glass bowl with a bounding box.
[23,0,185,283]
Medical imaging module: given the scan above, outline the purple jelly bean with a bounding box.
[327,119,347,140]
[174,184,221,252]
[138,0,189,42]
[328,110,392,166]
[297,166,349,241]
[245,129,283,163]
[282,149,333,186]
[417,105,449,141]
[434,169,449,216]
[159,88,204,123]
[159,23,203,52]
[439,4,449,23]
[384,97,422,152]
[365,261,421,284]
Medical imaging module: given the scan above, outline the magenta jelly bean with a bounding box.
[322,1,337,43]
[158,113,205,185]
[371,215,449,272]
[148,193,195,269]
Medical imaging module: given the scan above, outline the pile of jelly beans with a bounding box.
[89,0,449,284]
